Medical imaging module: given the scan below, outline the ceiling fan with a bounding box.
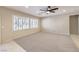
[40,6,58,14]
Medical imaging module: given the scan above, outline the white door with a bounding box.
[0,16,1,44]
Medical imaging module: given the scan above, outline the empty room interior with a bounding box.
[0,6,79,52]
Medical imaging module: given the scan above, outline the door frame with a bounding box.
[0,16,1,44]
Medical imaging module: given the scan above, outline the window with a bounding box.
[34,19,38,28]
[23,17,29,29]
[22,17,26,29]
[13,16,19,31]
[13,15,39,31]
[30,18,33,28]
[18,17,23,30]
[30,18,38,29]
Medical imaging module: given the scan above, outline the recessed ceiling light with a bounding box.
[25,6,29,8]
[63,10,66,12]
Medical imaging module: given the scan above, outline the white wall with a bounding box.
[41,15,69,35]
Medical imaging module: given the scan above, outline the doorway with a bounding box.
[69,15,78,35]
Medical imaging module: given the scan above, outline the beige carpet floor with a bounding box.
[15,32,79,52]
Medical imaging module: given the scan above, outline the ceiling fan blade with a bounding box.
[51,8,58,10]
[39,6,58,14]
[51,11,55,13]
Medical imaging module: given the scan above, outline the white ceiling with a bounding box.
[5,6,79,17]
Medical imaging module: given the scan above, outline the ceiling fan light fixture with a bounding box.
[46,11,50,14]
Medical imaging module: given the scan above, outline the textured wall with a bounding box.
[41,15,69,35]
[0,7,41,43]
